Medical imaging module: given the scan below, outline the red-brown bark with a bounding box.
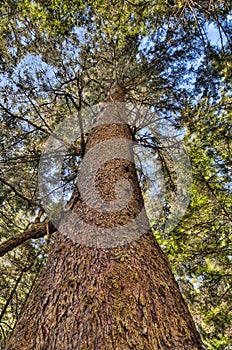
[5,92,204,349]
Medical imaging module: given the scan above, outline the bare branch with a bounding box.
[0,222,57,257]
[0,178,38,207]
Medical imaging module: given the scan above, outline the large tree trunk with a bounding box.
[6,95,204,349]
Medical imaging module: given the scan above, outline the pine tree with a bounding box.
[0,1,231,348]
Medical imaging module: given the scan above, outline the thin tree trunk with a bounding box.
[6,96,204,349]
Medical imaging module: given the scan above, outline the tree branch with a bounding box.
[0,221,57,257]
[0,177,38,207]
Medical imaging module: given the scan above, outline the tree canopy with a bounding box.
[0,1,231,348]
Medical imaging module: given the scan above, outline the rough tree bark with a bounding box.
[5,87,204,350]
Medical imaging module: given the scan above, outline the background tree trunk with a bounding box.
[5,99,204,350]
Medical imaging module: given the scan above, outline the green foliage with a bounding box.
[154,51,232,347]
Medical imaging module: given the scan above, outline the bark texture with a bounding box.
[5,93,204,349]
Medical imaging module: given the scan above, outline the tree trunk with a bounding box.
[5,97,204,349]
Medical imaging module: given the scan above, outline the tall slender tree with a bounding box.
[5,85,204,349]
